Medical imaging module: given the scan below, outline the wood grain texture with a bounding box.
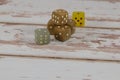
[0,0,120,28]
[0,57,120,80]
[0,24,120,61]
[0,1,120,79]
[0,0,120,61]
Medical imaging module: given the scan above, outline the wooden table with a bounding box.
[0,0,120,80]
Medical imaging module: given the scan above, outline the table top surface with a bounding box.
[0,0,120,80]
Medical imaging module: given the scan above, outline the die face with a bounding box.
[52,9,68,25]
[54,25,71,42]
[47,19,55,35]
[35,28,50,45]
[67,19,76,34]
[72,12,85,27]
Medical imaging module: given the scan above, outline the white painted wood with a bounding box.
[0,24,120,61]
[0,1,120,79]
[0,0,120,28]
[0,57,120,80]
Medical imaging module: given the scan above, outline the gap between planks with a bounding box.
[0,53,120,63]
[1,22,120,30]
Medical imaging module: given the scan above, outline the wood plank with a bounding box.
[0,24,120,61]
[0,0,120,28]
[0,57,120,80]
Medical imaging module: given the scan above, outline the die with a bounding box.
[67,19,76,34]
[47,19,55,35]
[72,11,85,27]
[47,9,76,42]
[35,28,50,45]
[54,25,71,42]
[52,9,68,25]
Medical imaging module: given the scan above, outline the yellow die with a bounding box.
[72,11,85,27]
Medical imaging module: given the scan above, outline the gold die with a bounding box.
[72,11,85,27]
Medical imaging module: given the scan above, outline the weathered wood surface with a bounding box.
[0,57,120,80]
[0,0,120,28]
[0,24,120,61]
[0,0,120,61]
[0,0,120,80]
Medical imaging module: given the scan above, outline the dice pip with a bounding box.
[35,28,50,45]
[72,11,85,27]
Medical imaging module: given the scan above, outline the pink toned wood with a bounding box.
[0,1,120,79]
[0,0,120,61]
[0,24,120,61]
[0,0,120,28]
[0,57,120,80]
